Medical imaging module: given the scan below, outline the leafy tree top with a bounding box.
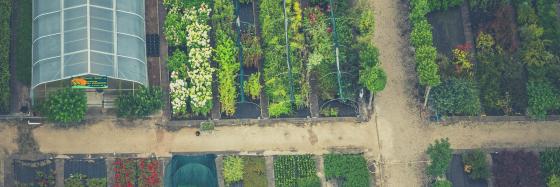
[426,138,452,177]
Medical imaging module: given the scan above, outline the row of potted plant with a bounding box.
[165,2,215,117]
[113,158,161,187]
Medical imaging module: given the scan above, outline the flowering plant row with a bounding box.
[113,158,161,187]
[165,3,215,117]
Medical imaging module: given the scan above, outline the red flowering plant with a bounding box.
[113,158,161,187]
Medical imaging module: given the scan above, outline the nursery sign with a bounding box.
[71,76,108,89]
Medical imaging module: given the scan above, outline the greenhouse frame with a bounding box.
[31,0,147,103]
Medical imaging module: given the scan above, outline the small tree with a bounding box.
[415,45,441,108]
[462,149,490,180]
[41,88,87,124]
[116,87,163,118]
[359,66,387,109]
[223,156,244,185]
[427,138,452,177]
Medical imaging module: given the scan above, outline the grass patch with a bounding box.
[242,156,267,187]
[14,0,32,85]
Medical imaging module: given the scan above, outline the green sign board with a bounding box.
[71,76,108,89]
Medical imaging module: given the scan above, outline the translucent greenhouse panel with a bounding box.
[117,34,145,61]
[117,57,146,85]
[33,35,61,62]
[64,6,87,29]
[63,52,88,77]
[116,12,145,37]
[91,0,113,8]
[91,30,114,53]
[91,52,114,76]
[32,57,61,88]
[116,0,144,16]
[33,0,60,17]
[33,12,60,40]
[64,29,87,53]
[64,0,86,8]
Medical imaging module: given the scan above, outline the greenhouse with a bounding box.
[31,0,147,103]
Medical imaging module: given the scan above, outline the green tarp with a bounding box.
[164,154,218,187]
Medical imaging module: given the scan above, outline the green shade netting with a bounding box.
[164,155,218,187]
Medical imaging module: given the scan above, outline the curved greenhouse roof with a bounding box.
[32,0,147,89]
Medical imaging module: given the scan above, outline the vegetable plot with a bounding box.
[273,155,320,187]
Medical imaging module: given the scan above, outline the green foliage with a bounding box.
[297,176,321,187]
[116,87,163,118]
[200,121,215,131]
[410,19,434,49]
[433,179,452,187]
[163,0,209,8]
[215,31,239,116]
[40,88,87,124]
[241,32,262,68]
[469,0,506,11]
[462,149,490,180]
[167,50,189,79]
[223,156,244,185]
[0,0,11,113]
[320,107,339,117]
[410,0,431,24]
[269,102,292,118]
[427,0,463,11]
[239,0,252,4]
[519,24,554,67]
[416,46,441,87]
[260,0,305,114]
[431,78,481,115]
[541,148,560,178]
[324,154,370,187]
[14,0,31,85]
[358,10,375,35]
[274,155,318,187]
[527,80,560,119]
[536,0,560,56]
[304,7,334,69]
[426,138,452,177]
[243,157,267,187]
[244,73,261,100]
[549,175,560,187]
[359,66,387,94]
[65,173,107,187]
[359,43,380,67]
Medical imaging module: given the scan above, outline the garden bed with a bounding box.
[416,0,560,119]
[273,155,320,187]
[13,159,56,186]
[64,158,107,186]
[324,154,371,187]
[492,151,545,187]
[446,154,487,187]
[113,158,162,186]
[164,154,218,187]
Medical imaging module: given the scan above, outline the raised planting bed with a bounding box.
[467,2,527,116]
[113,158,162,187]
[164,1,215,120]
[427,6,466,58]
[13,159,56,186]
[273,155,320,187]
[324,154,371,187]
[446,154,487,187]
[164,154,218,187]
[64,158,107,186]
[241,156,267,187]
[492,151,545,187]
[540,148,560,185]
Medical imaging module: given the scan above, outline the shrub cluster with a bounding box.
[0,0,11,113]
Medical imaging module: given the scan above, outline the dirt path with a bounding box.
[32,120,379,157]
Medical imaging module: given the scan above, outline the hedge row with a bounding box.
[0,0,11,113]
